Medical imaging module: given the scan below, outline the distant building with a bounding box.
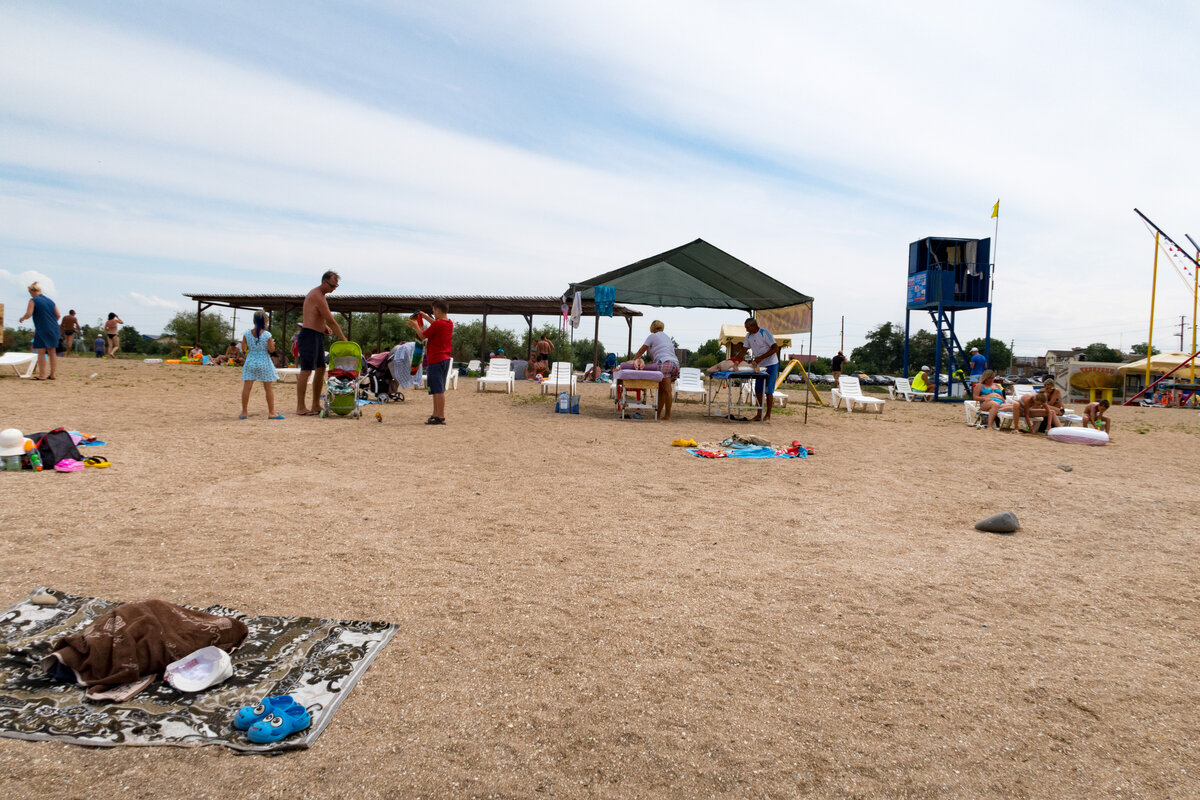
[1010,355,1046,378]
[1045,348,1085,371]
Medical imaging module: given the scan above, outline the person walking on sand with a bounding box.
[60,309,81,357]
[18,281,60,380]
[743,316,780,422]
[239,311,283,420]
[104,312,124,358]
[408,299,453,425]
[296,270,346,416]
[831,349,845,383]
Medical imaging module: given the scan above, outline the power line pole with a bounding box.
[1176,316,1187,351]
[840,316,844,353]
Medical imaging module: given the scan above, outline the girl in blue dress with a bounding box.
[17,281,60,380]
[240,311,283,419]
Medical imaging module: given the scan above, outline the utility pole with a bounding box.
[1176,316,1187,351]
[840,316,844,353]
[1009,339,1015,373]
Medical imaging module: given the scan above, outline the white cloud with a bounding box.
[0,269,58,303]
[130,292,179,310]
[0,2,1197,355]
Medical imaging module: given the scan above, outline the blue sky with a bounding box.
[2,1,1198,359]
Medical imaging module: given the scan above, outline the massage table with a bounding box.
[613,368,663,420]
[707,370,770,421]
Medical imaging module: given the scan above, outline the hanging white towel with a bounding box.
[570,291,582,329]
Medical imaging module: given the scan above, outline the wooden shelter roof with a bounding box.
[183,293,641,319]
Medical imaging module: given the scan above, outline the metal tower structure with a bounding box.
[904,236,992,400]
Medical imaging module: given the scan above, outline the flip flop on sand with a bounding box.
[83,456,111,469]
[239,415,248,420]
[268,414,285,420]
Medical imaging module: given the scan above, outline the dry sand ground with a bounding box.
[1,360,1197,799]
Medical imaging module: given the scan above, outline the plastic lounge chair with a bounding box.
[445,360,457,390]
[540,361,577,395]
[466,359,481,373]
[674,368,707,402]
[834,376,885,413]
[737,379,788,408]
[274,367,301,383]
[0,353,37,379]
[477,358,514,393]
[889,377,932,401]
[965,398,1014,429]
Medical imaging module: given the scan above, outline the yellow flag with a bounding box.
[991,200,999,219]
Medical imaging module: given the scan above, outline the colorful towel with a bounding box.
[0,587,396,752]
[688,446,806,459]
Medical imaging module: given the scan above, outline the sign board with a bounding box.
[1062,362,1123,403]
[906,273,927,306]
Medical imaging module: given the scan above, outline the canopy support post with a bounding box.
[377,307,383,355]
[480,306,489,361]
[594,314,601,374]
[524,314,533,358]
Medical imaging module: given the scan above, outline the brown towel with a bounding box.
[50,600,248,688]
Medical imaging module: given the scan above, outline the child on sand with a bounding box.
[240,311,283,420]
[1082,399,1112,438]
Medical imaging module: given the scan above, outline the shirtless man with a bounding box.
[1017,390,1059,433]
[296,270,346,415]
[60,310,81,356]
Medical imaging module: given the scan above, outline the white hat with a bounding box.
[164,646,233,692]
[920,365,931,372]
[0,429,30,457]
[970,347,979,353]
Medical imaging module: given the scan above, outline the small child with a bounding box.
[239,311,283,420]
[1082,398,1112,439]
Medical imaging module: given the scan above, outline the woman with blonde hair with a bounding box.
[17,281,60,380]
[632,319,680,420]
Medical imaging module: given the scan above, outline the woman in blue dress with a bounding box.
[17,281,60,380]
[240,311,283,419]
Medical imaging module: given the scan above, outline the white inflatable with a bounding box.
[143,358,163,364]
[1048,426,1109,446]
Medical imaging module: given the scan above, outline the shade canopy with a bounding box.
[571,239,812,312]
[1116,351,1199,373]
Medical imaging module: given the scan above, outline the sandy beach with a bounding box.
[1,360,1197,799]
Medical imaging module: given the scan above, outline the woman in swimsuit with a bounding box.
[973,370,1014,431]
[104,313,124,358]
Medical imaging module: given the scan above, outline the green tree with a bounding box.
[5,327,34,351]
[567,337,607,371]
[849,322,905,374]
[1131,342,1160,356]
[964,338,1013,374]
[1081,342,1123,362]
[808,357,832,375]
[687,338,723,369]
[450,320,521,362]
[119,325,147,355]
[163,311,232,356]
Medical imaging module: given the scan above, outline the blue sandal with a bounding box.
[233,695,300,731]
[247,701,311,744]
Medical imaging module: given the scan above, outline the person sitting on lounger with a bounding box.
[973,370,1015,431]
[1017,390,1060,433]
[912,365,932,393]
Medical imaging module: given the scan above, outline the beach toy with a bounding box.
[143,358,163,364]
[165,360,181,364]
[1047,427,1108,446]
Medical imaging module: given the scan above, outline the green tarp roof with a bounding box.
[571,238,811,311]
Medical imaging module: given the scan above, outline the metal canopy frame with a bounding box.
[183,294,641,360]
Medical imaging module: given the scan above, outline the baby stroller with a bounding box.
[362,351,403,403]
[321,340,364,418]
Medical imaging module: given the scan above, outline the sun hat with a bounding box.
[164,646,233,692]
[0,429,29,457]
[920,365,931,372]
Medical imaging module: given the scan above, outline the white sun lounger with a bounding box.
[0,353,37,379]
[477,358,514,393]
[832,376,885,413]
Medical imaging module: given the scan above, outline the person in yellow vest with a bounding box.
[911,365,932,393]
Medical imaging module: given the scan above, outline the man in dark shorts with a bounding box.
[535,334,553,367]
[408,299,453,425]
[296,270,346,416]
[60,310,81,357]
[831,349,845,383]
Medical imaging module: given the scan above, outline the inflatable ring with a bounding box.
[1047,426,1108,446]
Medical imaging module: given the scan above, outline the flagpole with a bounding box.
[990,200,999,303]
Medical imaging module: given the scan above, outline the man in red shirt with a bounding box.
[408,299,453,425]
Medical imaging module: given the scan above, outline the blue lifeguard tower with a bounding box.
[904,236,992,400]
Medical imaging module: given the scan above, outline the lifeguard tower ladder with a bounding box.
[904,236,992,401]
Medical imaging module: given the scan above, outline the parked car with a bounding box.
[872,375,894,386]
